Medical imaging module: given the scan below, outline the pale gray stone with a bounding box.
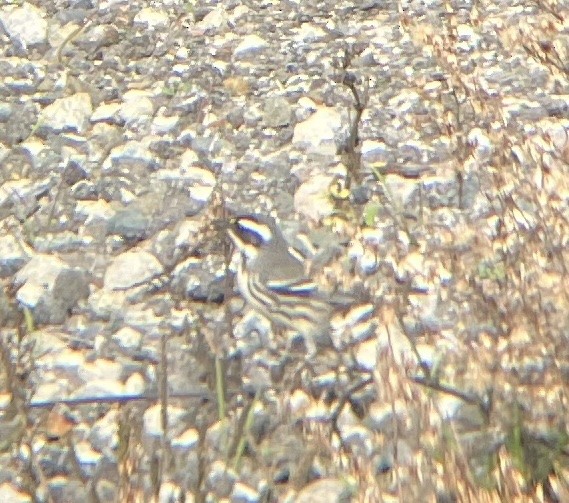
[0,483,32,503]
[361,139,389,164]
[196,5,230,31]
[133,8,169,28]
[151,112,179,134]
[143,404,188,438]
[292,106,344,155]
[295,478,352,503]
[91,103,121,123]
[38,93,92,133]
[118,90,154,126]
[15,255,89,324]
[107,209,150,240]
[112,326,143,350]
[263,97,292,128]
[104,141,156,172]
[206,461,237,498]
[294,174,336,221]
[233,35,268,59]
[103,250,163,290]
[0,234,30,277]
[0,3,47,48]
[231,482,260,503]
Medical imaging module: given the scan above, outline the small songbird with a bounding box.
[227,214,374,353]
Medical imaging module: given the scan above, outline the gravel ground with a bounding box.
[1,0,569,501]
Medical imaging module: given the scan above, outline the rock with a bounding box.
[118,90,154,126]
[205,460,237,498]
[0,3,48,49]
[0,235,31,277]
[231,482,260,503]
[295,478,353,503]
[263,97,292,128]
[196,5,230,32]
[294,174,336,221]
[15,255,89,324]
[143,404,187,438]
[38,93,92,133]
[133,8,169,29]
[112,326,143,351]
[0,482,32,503]
[107,209,150,241]
[292,106,345,155]
[103,250,163,290]
[233,35,268,59]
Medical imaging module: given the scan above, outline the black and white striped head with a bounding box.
[227,214,283,260]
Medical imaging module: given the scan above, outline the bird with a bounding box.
[226,213,375,354]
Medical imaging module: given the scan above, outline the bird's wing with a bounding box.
[265,277,320,297]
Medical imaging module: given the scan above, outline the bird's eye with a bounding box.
[234,217,273,246]
[238,227,265,247]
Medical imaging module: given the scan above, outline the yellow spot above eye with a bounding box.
[329,177,350,200]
